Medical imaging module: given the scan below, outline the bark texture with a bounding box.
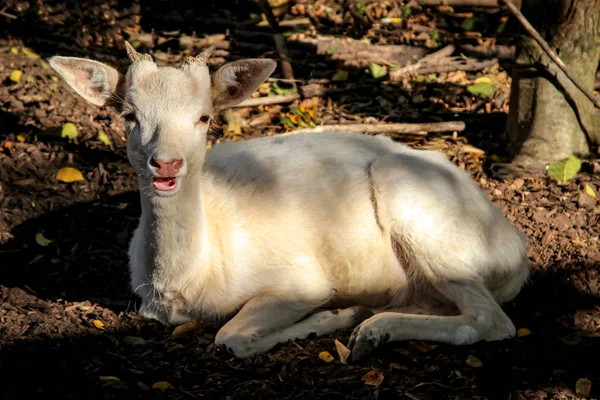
[508,0,600,165]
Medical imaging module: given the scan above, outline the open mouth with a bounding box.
[152,177,178,192]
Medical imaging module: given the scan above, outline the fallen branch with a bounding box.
[390,45,455,79]
[233,84,329,108]
[0,7,18,19]
[283,121,466,135]
[500,0,600,110]
[258,0,295,82]
[457,43,515,60]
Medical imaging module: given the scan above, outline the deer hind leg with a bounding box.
[215,294,374,358]
[346,151,527,361]
[347,279,516,361]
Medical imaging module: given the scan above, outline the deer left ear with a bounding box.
[211,59,276,111]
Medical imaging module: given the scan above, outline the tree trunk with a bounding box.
[507,0,600,166]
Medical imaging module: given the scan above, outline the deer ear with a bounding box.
[211,59,276,110]
[48,56,122,107]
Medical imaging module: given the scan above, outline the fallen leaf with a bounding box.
[223,109,247,137]
[152,381,174,390]
[575,377,591,397]
[389,363,409,371]
[35,232,53,247]
[97,130,112,146]
[516,328,532,337]
[466,82,494,98]
[409,340,438,353]
[474,76,493,85]
[16,133,27,143]
[61,122,78,139]
[334,339,351,364]
[332,70,349,82]
[466,355,483,368]
[361,370,384,387]
[404,393,421,400]
[93,319,106,331]
[461,16,480,31]
[369,63,387,79]
[10,47,18,54]
[2,141,13,150]
[122,336,146,346]
[99,376,121,382]
[460,144,485,155]
[561,333,581,346]
[9,70,22,83]
[116,203,128,210]
[547,156,581,183]
[56,167,85,183]
[319,351,334,363]
[22,47,40,59]
[584,184,597,198]
[171,320,205,338]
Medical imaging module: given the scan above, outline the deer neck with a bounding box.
[141,172,208,287]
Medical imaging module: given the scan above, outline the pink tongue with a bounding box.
[152,177,177,191]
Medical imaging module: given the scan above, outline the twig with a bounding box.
[415,0,500,6]
[500,0,600,110]
[0,7,18,19]
[282,121,466,135]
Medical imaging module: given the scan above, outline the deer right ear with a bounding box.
[48,56,122,107]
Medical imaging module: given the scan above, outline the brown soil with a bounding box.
[1,1,599,399]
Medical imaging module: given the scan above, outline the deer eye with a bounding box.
[198,114,211,124]
[121,111,137,124]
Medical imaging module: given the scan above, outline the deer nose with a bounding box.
[149,157,184,177]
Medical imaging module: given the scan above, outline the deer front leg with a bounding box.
[215,295,374,358]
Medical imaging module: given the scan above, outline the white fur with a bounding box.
[48,48,531,361]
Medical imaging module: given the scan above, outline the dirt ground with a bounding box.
[1,1,599,399]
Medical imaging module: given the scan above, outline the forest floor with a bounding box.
[1,1,599,399]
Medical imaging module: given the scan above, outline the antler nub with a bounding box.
[181,45,216,67]
[124,41,153,63]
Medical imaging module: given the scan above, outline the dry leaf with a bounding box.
[152,381,174,390]
[10,47,18,54]
[122,336,146,346]
[361,370,384,387]
[56,167,84,183]
[99,376,121,382]
[466,355,483,368]
[409,340,438,353]
[334,339,351,364]
[584,184,597,198]
[16,133,27,143]
[516,328,532,337]
[318,351,334,363]
[575,377,591,397]
[9,70,22,83]
[171,320,205,338]
[93,319,106,331]
[22,47,40,59]
[97,130,112,146]
[35,232,53,247]
[61,122,78,139]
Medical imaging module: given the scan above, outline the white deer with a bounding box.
[48,43,530,361]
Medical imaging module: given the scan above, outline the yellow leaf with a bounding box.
[575,377,591,397]
[9,70,22,83]
[474,76,493,85]
[61,122,78,139]
[409,340,438,353]
[334,339,351,364]
[361,370,384,387]
[318,351,334,363]
[16,133,28,143]
[116,203,128,210]
[152,381,174,390]
[93,319,106,330]
[516,328,531,337]
[584,184,597,198]
[171,320,205,338]
[10,47,18,54]
[97,130,112,146]
[51,75,59,82]
[35,232,53,247]
[57,167,85,183]
[22,47,40,60]
[466,354,483,368]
